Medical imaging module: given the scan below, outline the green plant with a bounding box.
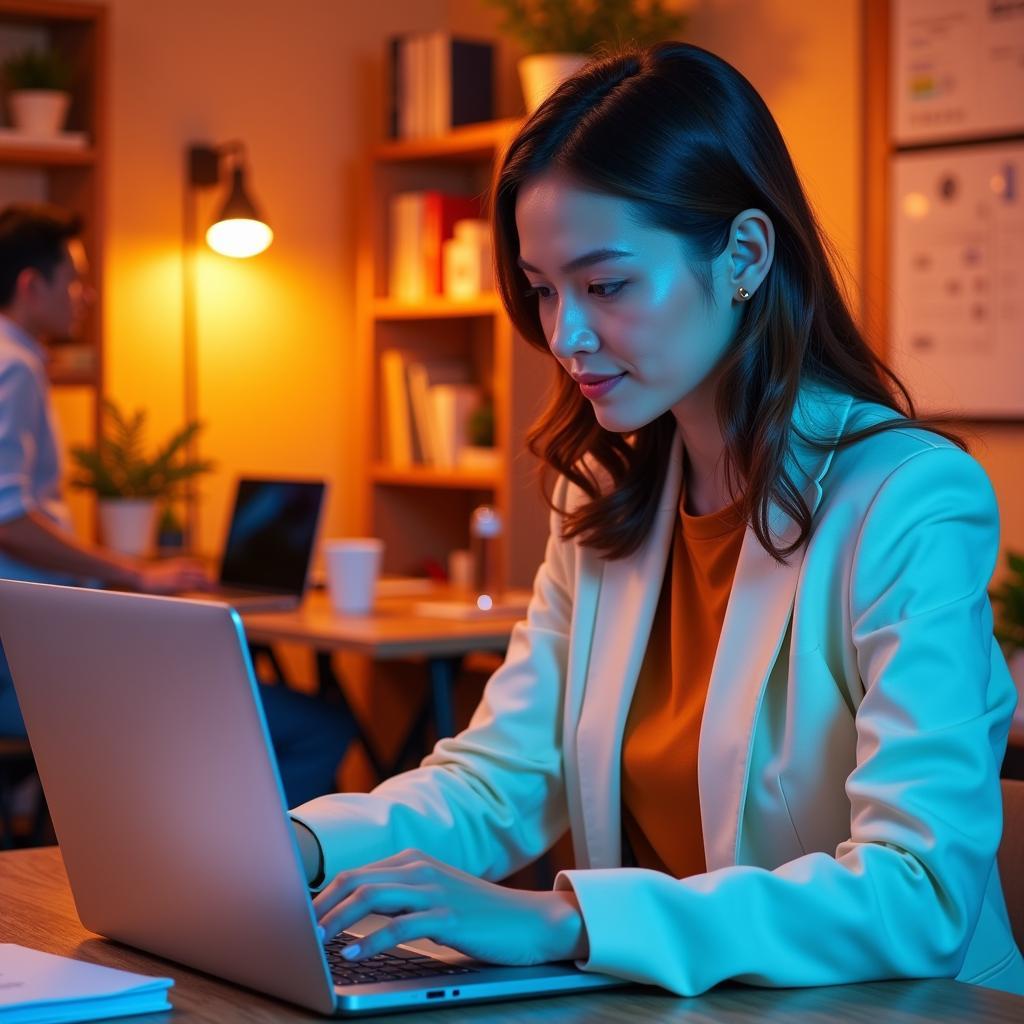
[467,397,495,447]
[484,0,687,55]
[992,550,1024,654]
[2,48,72,92]
[70,399,214,499]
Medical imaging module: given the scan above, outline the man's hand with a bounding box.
[134,558,212,595]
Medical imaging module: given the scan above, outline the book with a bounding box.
[422,193,482,294]
[380,349,416,467]
[425,32,494,135]
[0,943,173,1022]
[430,382,480,469]
[405,358,474,467]
[387,192,428,301]
[387,33,494,139]
[389,192,481,301]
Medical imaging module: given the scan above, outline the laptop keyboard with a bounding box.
[326,931,479,988]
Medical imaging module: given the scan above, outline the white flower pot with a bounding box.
[8,89,70,136]
[99,499,157,558]
[518,53,589,113]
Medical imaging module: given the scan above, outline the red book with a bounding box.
[422,192,481,294]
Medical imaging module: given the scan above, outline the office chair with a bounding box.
[999,778,1024,953]
[0,738,47,848]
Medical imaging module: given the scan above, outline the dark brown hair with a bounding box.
[492,43,964,564]
[0,202,82,308]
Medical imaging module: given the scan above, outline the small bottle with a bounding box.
[469,505,503,611]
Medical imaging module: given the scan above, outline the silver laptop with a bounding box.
[0,581,623,1016]
[198,477,325,611]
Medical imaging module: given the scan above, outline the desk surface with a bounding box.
[242,588,525,659]
[2,847,1022,1023]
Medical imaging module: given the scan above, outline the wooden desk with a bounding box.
[3,847,1022,1023]
[241,590,525,776]
[242,589,523,661]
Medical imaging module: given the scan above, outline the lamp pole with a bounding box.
[181,152,201,553]
[181,141,272,553]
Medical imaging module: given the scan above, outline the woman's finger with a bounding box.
[320,883,433,943]
[314,859,436,920]
[342,908,453,962]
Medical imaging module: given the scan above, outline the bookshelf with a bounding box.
[0,0,106,400]
[356,118,553,590]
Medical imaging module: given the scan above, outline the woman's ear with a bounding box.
[727,208,775,301]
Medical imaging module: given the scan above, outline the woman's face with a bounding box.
[514,170,743,433]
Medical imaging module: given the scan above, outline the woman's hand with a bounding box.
[313,849,588,967]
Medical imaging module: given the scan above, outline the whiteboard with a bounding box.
[892,0,1024,145]
[890,142,1024,417]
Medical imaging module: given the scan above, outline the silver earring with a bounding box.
[735,286,751,302]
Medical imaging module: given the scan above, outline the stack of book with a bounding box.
[388,191,483,301]
[380,350,486,471]
[388,32,494,139]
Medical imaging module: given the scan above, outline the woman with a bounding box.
[294,43,1023,995]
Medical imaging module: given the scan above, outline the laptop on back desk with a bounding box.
[200,477,325,610]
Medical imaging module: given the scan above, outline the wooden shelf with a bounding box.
[372,294,503,320]
[0,0,107,541]
[0,0,104,22]
[359,112,551,587]
[371,463,500,490]
[0,144,94,166]
[49,369,98,388]
[372,118,523,163]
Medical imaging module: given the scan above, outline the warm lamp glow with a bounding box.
[205,218,273,258]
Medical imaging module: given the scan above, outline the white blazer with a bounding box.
[295,382,1024,996]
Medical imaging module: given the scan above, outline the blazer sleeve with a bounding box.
[556,444,1016,994]
[292,487,576,889]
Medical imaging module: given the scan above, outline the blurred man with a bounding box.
[0,204,351,806]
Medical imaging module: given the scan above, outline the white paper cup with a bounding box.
[325,538,383,615]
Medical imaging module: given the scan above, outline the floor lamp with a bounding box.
[182,141,273,552]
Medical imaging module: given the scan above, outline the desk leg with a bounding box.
[428,656,462,740]
[313,651,388,781]
[384,656,463,777]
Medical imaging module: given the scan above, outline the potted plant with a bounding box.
[992,550,1024,725]
[458,395,500,474]
[2,48,73,137]
[70,399,213,557]
[484,0,688,112]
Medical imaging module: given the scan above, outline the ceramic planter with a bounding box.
[8,89,70,136]
[98,499,157,558]
[517,53,589,113]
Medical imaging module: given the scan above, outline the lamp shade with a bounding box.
[205,165,273,258]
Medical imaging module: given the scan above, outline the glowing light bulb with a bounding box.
[205,218,273,258]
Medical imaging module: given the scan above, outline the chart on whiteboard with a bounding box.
[890,141,1024,418]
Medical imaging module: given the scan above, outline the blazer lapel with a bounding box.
[699,385,854,870]
[572,430,683,869]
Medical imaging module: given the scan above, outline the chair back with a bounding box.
[999,778,1024,952]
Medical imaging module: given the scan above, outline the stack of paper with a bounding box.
[0,944,173,1023]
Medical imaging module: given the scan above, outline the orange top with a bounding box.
[620,495,746,878]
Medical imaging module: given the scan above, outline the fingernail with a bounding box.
[341,944,361,960]
[316,926,326,941]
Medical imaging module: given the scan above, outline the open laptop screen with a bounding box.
[218,479,325,595]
